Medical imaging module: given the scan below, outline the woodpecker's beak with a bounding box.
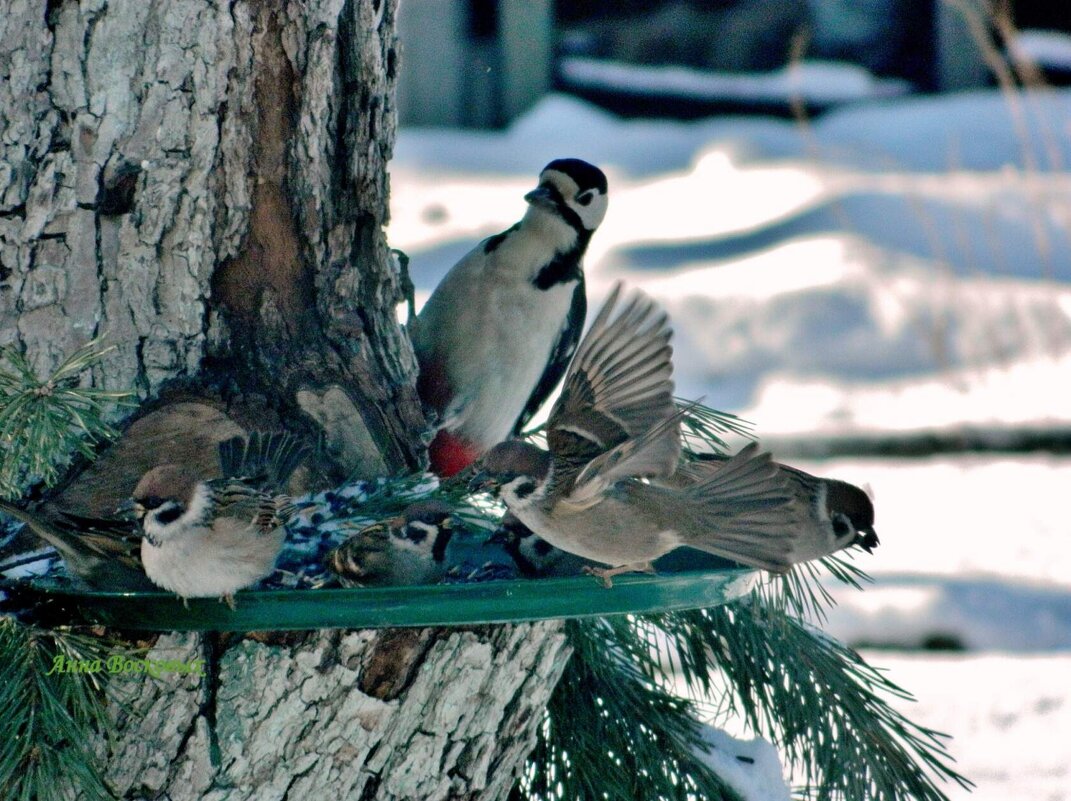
[524,185,556,208]
[468,471,497,494]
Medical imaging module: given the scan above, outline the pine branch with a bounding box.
[654,599,973,801]
[676,398,753,454]
[516,618,742,801]
[0,338,134,500]
[0,617,130,801]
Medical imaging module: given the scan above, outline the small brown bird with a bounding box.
[669,456,879,562]
[487,513,596,578]
[470,284,867,585]
[0,500,154,590]
[133,432,305,603]
[326,500,455,587]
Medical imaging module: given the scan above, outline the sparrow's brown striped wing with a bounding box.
[207,478,293,534]
[54,511,141,558]
[547,283,679,479]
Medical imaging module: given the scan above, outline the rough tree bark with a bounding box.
[0,1,570,798]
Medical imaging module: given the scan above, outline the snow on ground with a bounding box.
[559,57,911,104]
[701,652,1071,801]
[854,652,1071,801]
[790,455,1071,651]
[1011,30,1071,71]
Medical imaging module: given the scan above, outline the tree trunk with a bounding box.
[0,1,570,797]
[96,625,570,801]
[1,0,425,486]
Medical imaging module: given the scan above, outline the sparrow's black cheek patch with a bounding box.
[155,505,184,525]
[513,481,538,499]
[403,527,428,544]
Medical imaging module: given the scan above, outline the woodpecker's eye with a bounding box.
[576,191,593,206]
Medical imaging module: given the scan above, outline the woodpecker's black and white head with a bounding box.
[327,500,455,587]
[522,158,609,249]
[825,480,879,552]
[469,441,553,512]
[132,465,211,546]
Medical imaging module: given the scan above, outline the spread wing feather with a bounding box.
[662,443,804,572]
[548,283,677,472]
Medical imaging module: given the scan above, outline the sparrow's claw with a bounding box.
[220,593,237,611]
[583,562,656,589]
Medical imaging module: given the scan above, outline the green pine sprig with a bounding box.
[0,617,130,801]
[0,337,134,500]
[514,617,742,801]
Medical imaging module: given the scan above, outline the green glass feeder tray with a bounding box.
[19,568,756,632]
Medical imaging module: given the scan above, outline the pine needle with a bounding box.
[0,618,126,801]
[0,337,134,500]
[514,618,742,801]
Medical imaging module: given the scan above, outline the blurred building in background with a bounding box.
[397,0,1071,127]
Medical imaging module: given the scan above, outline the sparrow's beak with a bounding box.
[859,526,879,552]
[487,528,508,546]
[468,471,497,494]
[524,185,556,209]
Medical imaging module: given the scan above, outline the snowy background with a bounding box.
[388,88,1071,799]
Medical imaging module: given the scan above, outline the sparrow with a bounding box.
[469,284,836,585]
[133,431,307,602]
[0,499,155,590]
[326,500,455,587]
[673,455,879,562]
[409,158,609,477]
[487,513,596,578]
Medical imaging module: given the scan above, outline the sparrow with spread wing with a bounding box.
[133,431,307,602]
[470,284,872,585]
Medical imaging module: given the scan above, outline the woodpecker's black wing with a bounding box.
[510,277,587,437]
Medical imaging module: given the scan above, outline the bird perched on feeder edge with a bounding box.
[326,500,456,587]
[132,431,308,605]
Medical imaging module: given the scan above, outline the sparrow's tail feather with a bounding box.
[218,431,311,489]
[0,500,152,589]
[0,499,81,561]
[678,443,805,573]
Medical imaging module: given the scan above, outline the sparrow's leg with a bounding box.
[583,562,656,589]
[220,593,237,611]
